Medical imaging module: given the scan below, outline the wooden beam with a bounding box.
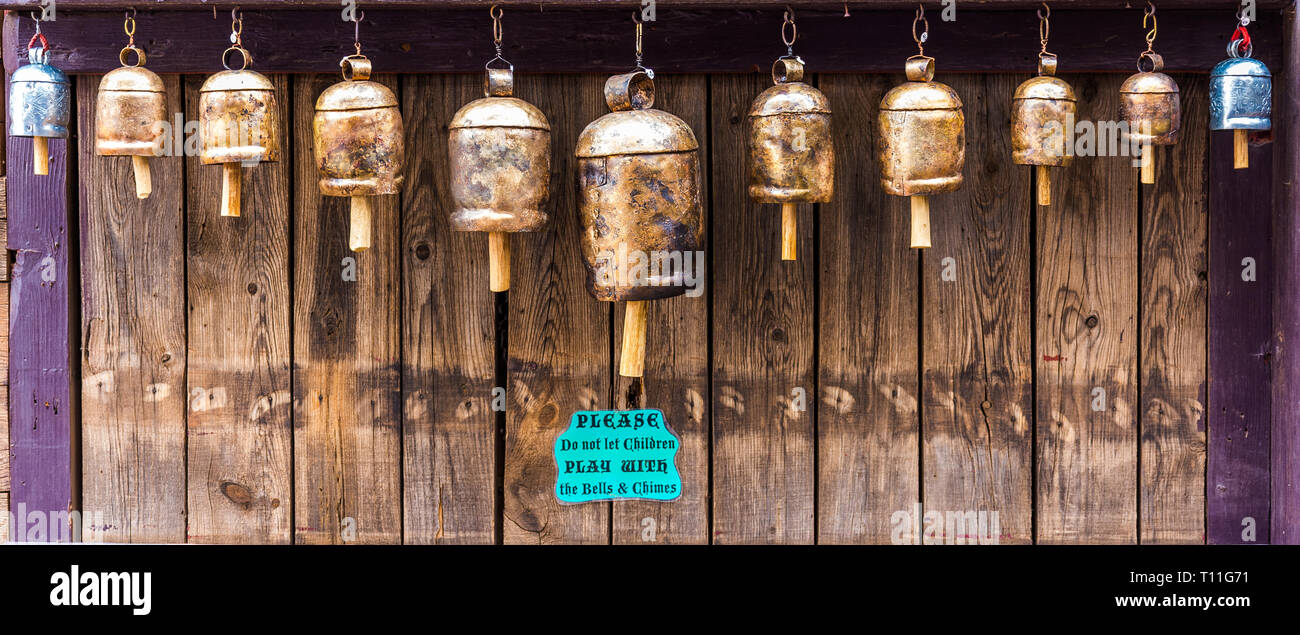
[5,73,74,542]
[3,8,1283,74]
[1273,6,1300,545]
[1208,128,1272,544]
[0,1,1288,9]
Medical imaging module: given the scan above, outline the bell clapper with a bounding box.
[910,195,931,249]
[1036,165,1051,206]
[221,163,242,217]
[33,137,50,176]
[1234,130,1249,169]
[619,300,649,378]
[132,156,152,199]
[349,196,372,252]
[781,203,797,261]
[1140,143,1155,184]
[488,231,510,292]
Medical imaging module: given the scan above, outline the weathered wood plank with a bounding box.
[0,492,7,541]
[293,73,402,544]
[1140,74,1208,544]
[923,74,1032,545]
[79,74,187,543]
[400,74,497,545]
[505,73,610,545]
[6,10,1280,75]
[611,74,710,545]
[184,75,293,544]
[1272,9,1300,545]
[817,73,918,544]
[5,71,73,540]
[1,283,8,492]
[1207,109,1273,545]
[711,73,815,544]
[1036,74,1138,544]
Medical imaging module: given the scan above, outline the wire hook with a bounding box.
[912,4,929,56]
[1143,2,1157,52]
[782,7,797,56]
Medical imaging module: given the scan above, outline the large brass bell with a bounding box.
[1013,53,1075,206]
[199,14,280,219]
[314,54,405,252]
[576,70,704,378]
[1120,5,1179,185]
[879,55,964,249]
[9,28,70,177]
[1210,21,1270,170]
[95,18,166,200]
[449,7,550,291]
[747,10,833,261]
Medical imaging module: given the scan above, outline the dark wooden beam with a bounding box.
[1272,5,1300,546]
[3,7,1283,74]
[0,1,1290,10]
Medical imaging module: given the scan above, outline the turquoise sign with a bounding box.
[554,409,682,503]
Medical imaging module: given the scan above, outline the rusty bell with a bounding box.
[1012,54,1076,206]
[199,59,281,219]
[748,56,833,261]
[9,44,70,176]
[314,55,405,253]
[878,55,964,249]
[95,48,167,199]
[1120,53,1179,184]
[449,66,551,292]
[576,70,704,377]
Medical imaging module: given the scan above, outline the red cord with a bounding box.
[1231,25,1251,55]
[27,32,48,51]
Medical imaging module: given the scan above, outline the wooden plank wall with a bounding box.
[52,70,1225,544]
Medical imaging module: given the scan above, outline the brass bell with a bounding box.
[878,55,964,249]
[1013,53,1075,206]
[449,7,550,291]
[199,18,280,219]
[576,70,704,378]
[1121,6,1179,185]
[9,32,70,176]
[95,41,166,199]
[314,54,405,252]
[747,10,833,261]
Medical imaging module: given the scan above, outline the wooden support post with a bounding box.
[6,78,74,541]
[1272,7,1300,544]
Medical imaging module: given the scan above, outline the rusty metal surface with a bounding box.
[199,69,281,164]
[878,69,964,196]
[1012,75,1076,167]
[576,70,703,302]
[1120,71,1181,145]
[313,76,404,196]
[448,124,550,232]
[748,57,834,204]
[95,66,167,157]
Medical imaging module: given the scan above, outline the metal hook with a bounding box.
[30,11,42,34]
[913,4,929,55]
[486,5,511,70]
[352,9,365,54]
[782,7,797,56]
[1038,3,1050,53]
[633,11,645,70]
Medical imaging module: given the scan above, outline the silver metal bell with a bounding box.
[1211,53,1270,169]
[8,45,70,175]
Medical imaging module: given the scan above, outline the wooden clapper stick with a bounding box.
[488,231,509,292]
[132,156,152,198]
[620,300,649,378]
[781,203,797,261]
[910,195,930,249]
[33,137,49,176]
[1235,129,1249,169]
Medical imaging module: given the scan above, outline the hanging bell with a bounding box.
[95,46,166,199]
[576,71,704,378]
[449,66,551,291]
[314,55,405,252]
[199,45,280,218]
[9,40,70,176]
[1210,44,1270,170]
[1013,53,1076,206]
[878,55,964,249]
[748,56,833,261]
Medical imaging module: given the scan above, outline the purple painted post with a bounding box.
[5,15,75,542]
[1273,8,1300,545]
[1208,133,1272,544]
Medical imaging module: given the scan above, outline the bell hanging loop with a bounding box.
[1142,2,1158,54]
[913,4,929,56]
[782,7,797,56]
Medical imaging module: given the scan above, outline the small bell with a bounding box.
[9,24,70,177]
[576,65,704,378]
[314,54,405,252]
[878,7,964,249]
[1013,6,1075,206]
[1120,4,1179,185]
[1210,17,1270,170]
[747,10,833,261]
[449,7,551,291]
[199,10,281,218]
[95,11,166,199]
